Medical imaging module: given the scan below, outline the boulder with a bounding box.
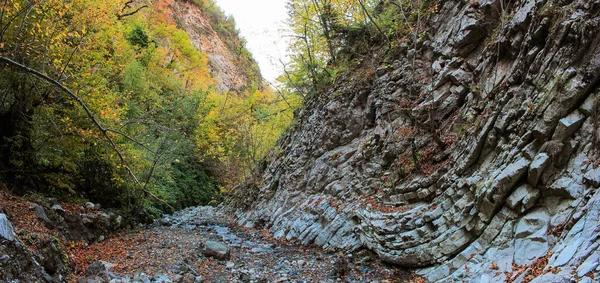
[514,238,549,266]
[159,217,172,226]
[553,239,583,266]
[32,204,54,228]
[0,236,49,282]
[203,241,230,260]
[576,253,599,277]
[452,14,486,57]
[514,209,549,239]
[0,214,16,241]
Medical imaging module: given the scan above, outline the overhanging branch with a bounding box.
[116,5,148,20]
[0,56,173,209]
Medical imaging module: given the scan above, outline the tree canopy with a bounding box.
[0,0,296,221]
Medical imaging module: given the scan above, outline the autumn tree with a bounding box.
[0,0,292,219]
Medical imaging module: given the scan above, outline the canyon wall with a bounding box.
[233,0,600,282]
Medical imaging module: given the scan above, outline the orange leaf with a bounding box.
[491,262,499,270]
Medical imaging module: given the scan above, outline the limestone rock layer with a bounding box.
[233,0,600,282]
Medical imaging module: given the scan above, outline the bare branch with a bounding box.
[116,5,148,20]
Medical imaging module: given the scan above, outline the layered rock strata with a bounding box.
[233,0,600,281]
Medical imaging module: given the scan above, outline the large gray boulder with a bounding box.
[203,240,230,260]
[0,214,15,241]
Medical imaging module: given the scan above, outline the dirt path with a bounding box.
[73,206,424,282]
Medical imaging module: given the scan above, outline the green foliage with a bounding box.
[78,145,125,207]
[280,0,440,95]
[126,25,151,48]
[0,0,294,220]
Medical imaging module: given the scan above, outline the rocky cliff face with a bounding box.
[168,0,262,92]
[233,0,600,282]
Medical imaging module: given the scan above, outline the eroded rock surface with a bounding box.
[231,0,600,282]
[0,214,49,282]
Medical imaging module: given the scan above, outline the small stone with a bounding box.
[133,272,151,283]
[225,261,235,268]
[114,216,123,227]
[86,260,116,280]
[47,198,58,206]
[181,273,195,283]
[85,202,95,210]
[562,67,577,81]
[51,204,65,213]
[153,274,172,283]
[159,217,172,226]
[32,204,49,220]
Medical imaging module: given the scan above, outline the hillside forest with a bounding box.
[0,0,437,221]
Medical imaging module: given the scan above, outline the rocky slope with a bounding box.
[168,0,262,92]
[232,0,600,282]
[0,191,125,282]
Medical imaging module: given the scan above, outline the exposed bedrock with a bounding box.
[232,0,600,281]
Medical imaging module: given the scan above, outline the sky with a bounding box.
[213,0,289,83]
